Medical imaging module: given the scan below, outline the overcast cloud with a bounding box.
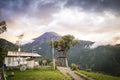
[0,0,120,45]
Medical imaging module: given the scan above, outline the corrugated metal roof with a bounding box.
[7,51,41,57]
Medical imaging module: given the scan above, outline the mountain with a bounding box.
[23,32,93,57]
[23,32,61,57]
[33,32,61,44]
[0,38,17,51]
[23,31,94,58]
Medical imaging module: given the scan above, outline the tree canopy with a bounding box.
[0,47,7,66]
[51,35,79,54]
[0,21,7,34]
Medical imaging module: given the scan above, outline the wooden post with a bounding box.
[52,38,55,70]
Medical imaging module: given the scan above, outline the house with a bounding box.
[4,51,41,68]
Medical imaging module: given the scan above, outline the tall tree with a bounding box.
[0,21,7,66]
[0,21,7,34]
[0,47,7,67]
[50,35,79,67]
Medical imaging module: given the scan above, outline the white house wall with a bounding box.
[5,57,27,67]
[27,60,35,69]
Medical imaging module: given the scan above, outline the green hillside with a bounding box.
[0,38,17,51]
[76,70,120,80]
[68,45,120,76]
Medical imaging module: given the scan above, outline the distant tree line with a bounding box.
[68,44,120,76]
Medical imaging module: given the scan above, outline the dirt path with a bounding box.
[57,67,84,80]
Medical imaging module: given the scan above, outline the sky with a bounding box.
[0,0,120,45]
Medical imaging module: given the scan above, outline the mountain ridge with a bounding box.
[23,31,94,57]
[0,38,17,51]
[33,32,61,44]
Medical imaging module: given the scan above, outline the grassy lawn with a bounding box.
[77,70,120,80]
[6,68,71,80]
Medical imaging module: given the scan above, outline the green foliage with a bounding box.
[70,63,78,70]
[49,62,53,67]
[50,34,79,52]
[49,35,79,67]
[39,57,51,65]
[36,66,53,70]
[0,39,18,67]
[0,21,7,34]
[0,38,18,51]
[86,69,92,72]
[23,42,52,58]
[0,46,7,66]
[78,70,120,80]
[68,44,120,76]
[49,62,57,70]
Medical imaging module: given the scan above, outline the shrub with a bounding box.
[86,69,92,72]
[70,63,78,70]
[49,62,56,70]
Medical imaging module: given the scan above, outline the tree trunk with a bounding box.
[65,58,68,67]
[64,50,68,67]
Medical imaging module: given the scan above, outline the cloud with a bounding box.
[89,32,120,49]
[1,0,120,21]
[0,0,120,45]
[65,0,120,14]
[51,8,120,34]
[48,8,120,45]
[112,37,120,44]
[0,0,62,22]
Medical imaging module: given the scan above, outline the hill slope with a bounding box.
[0,38,17,51]
[68,44,120,76]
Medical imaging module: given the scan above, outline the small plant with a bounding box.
[86,69,92,72]
[70,63,78,70]
[49,62,53,67]
[49,61,56,70]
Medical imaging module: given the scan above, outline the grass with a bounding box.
[77,70,120,80]
[75,71,91,80]
[5,66,72,80]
